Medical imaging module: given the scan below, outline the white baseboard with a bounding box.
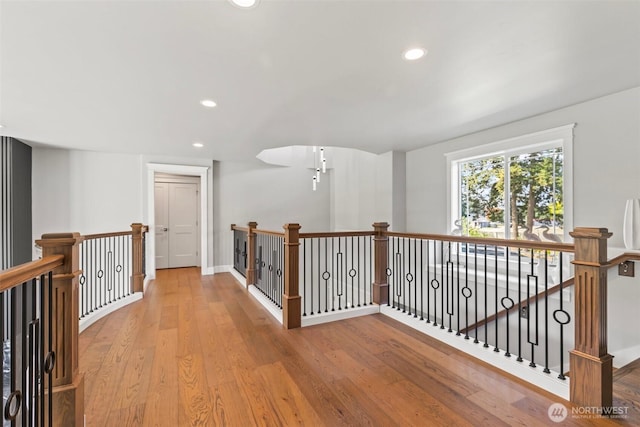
[203,266,215,275]
[380,305,570,400]
[248,286,283,324]
[143,276,152,293]
[302,305,380,327]
[79,293,144,333]
[612,344,640,368]
[213,265,232,274]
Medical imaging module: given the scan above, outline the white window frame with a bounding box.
[446,124,575,241]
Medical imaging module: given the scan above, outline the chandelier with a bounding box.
[312,146,327,191]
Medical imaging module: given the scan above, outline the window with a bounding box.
[447,124,574,242]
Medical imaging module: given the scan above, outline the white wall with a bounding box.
[32,148,142,242]
[330,149,377,231]
[212,159,331,267]
[405,86,640,361]
[406,87,640,243]
[32,148,71,241]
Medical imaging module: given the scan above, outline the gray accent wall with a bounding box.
[0,136,32,269]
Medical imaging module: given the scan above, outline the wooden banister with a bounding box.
[0,255,64,292]
[131,223,146,293]
[373,222,390,305]
[283,223,302,329]
[246,222,258,287]
[82,230,132,240]
[36,232,85,427]
[569,227,613,408]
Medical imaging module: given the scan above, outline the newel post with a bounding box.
[283,223,302,329]
[131,223,145,293]
[36,233,85,427]
[246,222,258,287]
[373,222,390,305]
[569,227,613,408]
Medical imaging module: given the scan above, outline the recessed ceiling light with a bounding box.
[193,142,204,148]
[403,48,426,61]
[200,99,217,108]
[229,0,258,8]
[0,124,3,128]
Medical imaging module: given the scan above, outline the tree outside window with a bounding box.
[458,148,563,242]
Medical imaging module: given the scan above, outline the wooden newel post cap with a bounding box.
[36,232,83,246]
[570,227,612,265]
[569,227,612,239]
[373,222,390,233]
[248,221,258,228]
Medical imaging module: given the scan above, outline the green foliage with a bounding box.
[459,148,563,238]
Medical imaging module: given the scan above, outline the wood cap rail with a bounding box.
[384,231,575,252]
[299,231,376,239]
[0,254,65,292]
[83,230,133,240]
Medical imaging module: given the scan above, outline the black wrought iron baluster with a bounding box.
[440,240,445,330]
[303,240,307,316]
[404,238,409,315]
[349,237,354,309]
[395,239,402,312]
[369,235,373,305]
[556,252,568,380]
[22,280,27,426]
[357,236,361,307]
[426,239,431,323]
[483,245,488,347]
[335,237,342,311]
[419,240,424,321]
[31,276,40,426]
[317,239,321,314]
[473,243,479,344]
[325,238,330,313]
[517,250,523,362]
[504,246,512,358]
[9,286,19,425]
[494,245,499,352]
[446,241,453,332]
[0,290,3,417]
[431,240,438,327]
[543,251,550,374]
[39,273,46,426]
[390,237,395,309]
[413,238,418,318]
[463,244,470,340]
[456,241,460,335]
[528,248,537,368]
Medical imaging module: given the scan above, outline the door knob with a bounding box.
[163,227,168,232]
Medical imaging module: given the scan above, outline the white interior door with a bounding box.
[155,180,199,269]
[155,182,169,269]
[169,183,199,268]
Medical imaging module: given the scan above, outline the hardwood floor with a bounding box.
[79,267,640,426]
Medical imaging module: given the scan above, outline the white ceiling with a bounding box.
[1,0,639,161]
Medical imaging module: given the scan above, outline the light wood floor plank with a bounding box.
[79,268,640,426]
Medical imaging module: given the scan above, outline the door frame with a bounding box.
[146,163,209,278]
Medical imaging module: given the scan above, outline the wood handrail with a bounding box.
[0,255,65,292]
[231,225,248,232]
[459,277,575,335]
[605,252,640,268]
[254,229,285,237]
[300,231,376,239]
[83,230,133,240]
[384,231,575,252]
